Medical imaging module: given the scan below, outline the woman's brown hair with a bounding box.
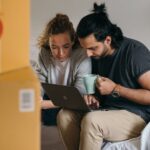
[37,13,78,50]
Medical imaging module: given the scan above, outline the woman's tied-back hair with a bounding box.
[77,3,123,49]
[38,13,77,50]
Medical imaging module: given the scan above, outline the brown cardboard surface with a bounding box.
[0,0,30,73]
[0,67,40,150]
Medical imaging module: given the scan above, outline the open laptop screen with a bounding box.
[41,83,91,112]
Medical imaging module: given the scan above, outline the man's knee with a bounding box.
[81,112,99,132]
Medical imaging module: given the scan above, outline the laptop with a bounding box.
[41,83,91,112]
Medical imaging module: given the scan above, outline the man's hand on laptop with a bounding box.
[83,95,100,110]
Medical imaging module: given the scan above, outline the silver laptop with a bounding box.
[41,83,91,112]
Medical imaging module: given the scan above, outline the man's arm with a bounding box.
[119,70,150,105]
[96,71,150,105]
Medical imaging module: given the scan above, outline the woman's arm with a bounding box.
[74,57,92,94]
[41,98,58,109]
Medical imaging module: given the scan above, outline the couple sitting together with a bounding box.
[34,3,150,150]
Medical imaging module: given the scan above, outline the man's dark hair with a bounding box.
[76,3,123,49]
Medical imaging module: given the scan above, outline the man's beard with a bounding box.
[91,45,109,60]
[91,56,100,60]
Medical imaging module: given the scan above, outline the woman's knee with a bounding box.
[57,109,81,126]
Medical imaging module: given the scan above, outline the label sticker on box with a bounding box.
[19,89,35,112]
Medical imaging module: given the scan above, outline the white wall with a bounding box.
[30,0,150,61]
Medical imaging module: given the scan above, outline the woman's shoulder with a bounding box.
[38,48,53,67]
[71,47,91,67]
[40,47,50,57]
[71,47,87,59]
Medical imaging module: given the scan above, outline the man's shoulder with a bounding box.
[122,37,148,50]
[120,37,149,55]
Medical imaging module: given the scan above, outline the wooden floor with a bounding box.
[41,125,66,150]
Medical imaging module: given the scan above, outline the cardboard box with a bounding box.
[0,67,40,150]
[0,0,30,73]
[0,0,40,150]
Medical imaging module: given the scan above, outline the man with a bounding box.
[57,3,150,150]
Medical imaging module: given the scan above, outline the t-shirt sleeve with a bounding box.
[130,44,150,79]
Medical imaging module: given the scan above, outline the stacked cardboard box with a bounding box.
[0,1,40,150]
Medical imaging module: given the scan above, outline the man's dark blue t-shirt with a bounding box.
[92,37,150,123]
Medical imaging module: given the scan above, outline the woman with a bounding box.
[35,14,91,125]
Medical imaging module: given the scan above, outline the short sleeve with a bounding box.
[130,44,150,79]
